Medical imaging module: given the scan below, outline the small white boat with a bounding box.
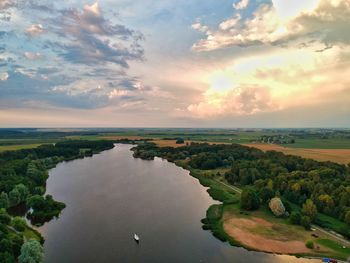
[134,234,140,242]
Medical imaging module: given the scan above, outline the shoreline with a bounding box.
[130,145,350,262]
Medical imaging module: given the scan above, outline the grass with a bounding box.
[23,225,44,243]
[316,239,350,260]
[316,213,350,238]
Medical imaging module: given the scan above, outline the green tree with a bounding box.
[12,217,27,232]
[344,211,350,226]
[241,188,260,210]
[0,252,16,263]
[0,192,9,209]
[301,215,311,229]
[18,239,43,263]
[289,211,302,225]
[0,208,11,225]
[9,188,21,207]
[302,199,317,222]
[259,187,274,203]
[14,184,29,203]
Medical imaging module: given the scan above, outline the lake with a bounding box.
[39,144,318,263]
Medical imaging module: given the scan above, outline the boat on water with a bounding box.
[134,234,140,243]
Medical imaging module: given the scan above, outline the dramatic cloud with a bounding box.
[0,1,149,110]
[187,44,350,118]
[188,86,277,117]
[48,2,144,67]
[192,0,350,51]
[0,0,349,127]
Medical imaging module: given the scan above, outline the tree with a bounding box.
[344,211,350,226]
[301,215,311,229]
[14,184,29,203]
[259,187,274,203]
[302,199,317,222]
[269,197,286,217]
[176,138,184,144]
[289,211,302,225]
[0,208,11,225]
[241,188,260,210]
[26,195,45,211]
[18,239,43,263]
[0,192,9,209]
[9,188,21,207]
[12,217,27,232]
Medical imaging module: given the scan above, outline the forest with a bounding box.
[133,142,350,237]
[0,140,114,262]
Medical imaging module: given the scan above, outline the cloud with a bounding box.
[188,86,277,117]
[26,24,44,36]
[192,0,350,51]
[47,2,144,67]
[0,72,9,80]
[24,52,44,60]
[233,0,249,10]
[186,43,350,118]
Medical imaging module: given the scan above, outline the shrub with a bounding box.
[305,240,314,249]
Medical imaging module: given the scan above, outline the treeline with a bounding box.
[0,140,114,262]
[132,142,350,237]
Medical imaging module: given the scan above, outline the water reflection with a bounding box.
[39,144,319,263]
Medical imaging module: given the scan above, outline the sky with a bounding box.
[0,0,349,128]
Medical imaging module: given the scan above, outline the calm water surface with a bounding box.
[39,144,318,263]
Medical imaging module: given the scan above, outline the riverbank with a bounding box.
[0,140,115,261]
[131,144,350,261]
[177,161,350,260]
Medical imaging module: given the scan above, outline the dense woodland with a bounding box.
[0,140,114,262]
[133,142,350,237]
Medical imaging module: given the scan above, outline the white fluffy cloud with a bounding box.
[26,24,44,36]
[233,0,249,10]
[192,0,350,51]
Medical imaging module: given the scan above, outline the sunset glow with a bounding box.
[0,0,349,127]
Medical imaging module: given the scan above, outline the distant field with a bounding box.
[0,143,42,152]
[286,138,350,149]
[66,133,350,164]
[243,143,350,164]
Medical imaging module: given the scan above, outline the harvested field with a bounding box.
[243,143,350,164]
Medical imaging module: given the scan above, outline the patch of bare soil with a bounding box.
[223,217,311,254]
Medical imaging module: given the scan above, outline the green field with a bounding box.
[65,129,350,149]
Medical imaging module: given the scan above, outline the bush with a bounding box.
[305,240,314,249]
